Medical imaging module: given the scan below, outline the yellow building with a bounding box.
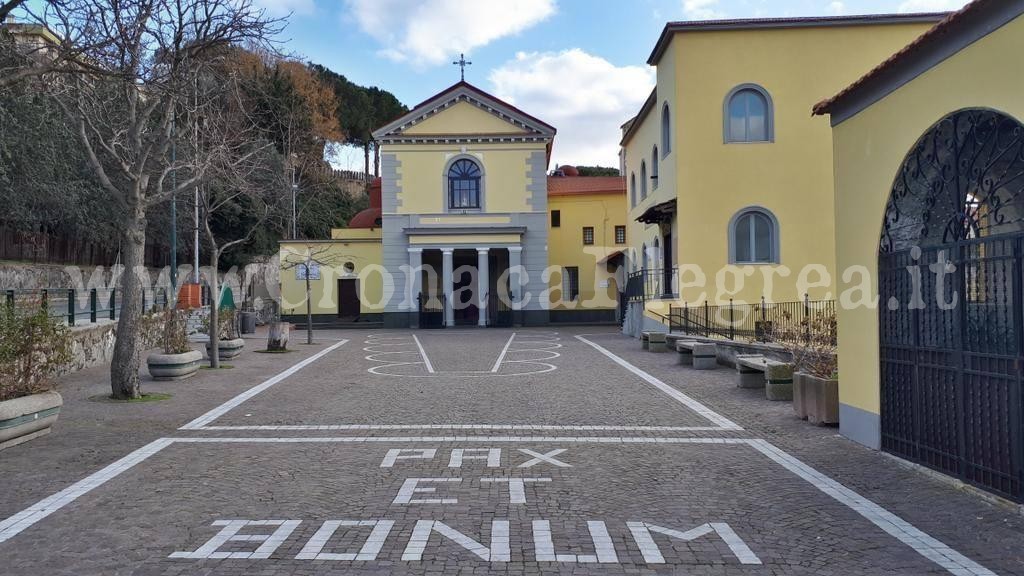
[280,82,625,328]
[814,0,1024,501]
[620,13,944,334]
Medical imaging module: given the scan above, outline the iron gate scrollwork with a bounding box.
[418,293,445,329]
[878,109,1024,501]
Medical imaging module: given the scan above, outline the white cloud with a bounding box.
[682,0,724,20]
[897,0,969,12]
[345,0,556,66]
[489,49,656,168]
[827,1,846,15]
[253,0,315,17]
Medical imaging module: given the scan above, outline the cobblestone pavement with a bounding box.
[1,328,1023,575]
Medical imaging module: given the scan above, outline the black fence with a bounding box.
[3,285,214,326]
[626,268,678,302]
[668,297,836,344]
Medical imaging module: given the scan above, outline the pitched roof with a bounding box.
[813,0,1014,116]
[547,175,625,197]
[619,88,657,147]
[372,80,556,140]
[647,12,948,65]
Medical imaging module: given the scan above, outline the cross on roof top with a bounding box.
[453,53,472,81]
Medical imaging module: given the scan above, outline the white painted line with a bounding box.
[0,438,175,544]
[197,424,731,432]
[179,339,348,430]
[173,436,752,444]
[491,332,516,373]
[574,335,742,431]
[745,439,996,576]
[411,334,435,374]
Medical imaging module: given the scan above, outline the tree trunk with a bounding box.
[208,250,220,369]
[363,142,370,177]
[373,142,380,177]
[109,211,147,399]
[267,320,288,351]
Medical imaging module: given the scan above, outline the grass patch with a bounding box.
[89,392,173,404]
[255,349,295,354]
[201,364,235,370]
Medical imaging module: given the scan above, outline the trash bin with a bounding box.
[239,311,257,334]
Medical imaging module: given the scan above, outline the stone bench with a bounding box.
[674,340,698,365]
[647,331,668,353]
[735,355,794,401]
[691,343,717,370]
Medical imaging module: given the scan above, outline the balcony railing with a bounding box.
[626,268,678,302]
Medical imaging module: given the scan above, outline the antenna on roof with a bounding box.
[453,53,472,81]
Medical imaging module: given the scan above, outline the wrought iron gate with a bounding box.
[489,293,513,328]
[418,293,445,329]
[878,109,1024,502]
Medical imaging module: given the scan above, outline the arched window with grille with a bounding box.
[724,84,774,143]
[729,207,779,263]
[651,146,659,190]
[630,172,637,208]
[448,158,482,209]
[640,161,648,200]
[661,103,671,156]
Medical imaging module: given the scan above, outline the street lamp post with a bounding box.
[291,160,299,240]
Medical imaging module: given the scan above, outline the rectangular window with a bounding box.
[551,210,561,228]
[615,225,626,244]
[562,267,580,301]
[582,226,594,245]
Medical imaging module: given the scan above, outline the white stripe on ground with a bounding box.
[0,438,174,544]
[179,339,348,430]
[411,334,435,374]
[574,335,742,431]
[195,424,731,432]
[491,332,517,373]
[745,439,995,576]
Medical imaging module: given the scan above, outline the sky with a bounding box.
[256,0,970,170]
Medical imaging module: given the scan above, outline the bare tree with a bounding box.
[279,245,358,346]
[26,0,281,398]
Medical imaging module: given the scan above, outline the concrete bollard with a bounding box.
[765,363,794,401]
[692,343,717,370]
[648,332,667,353]
[676,343,694,365]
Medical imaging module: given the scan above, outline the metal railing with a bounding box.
[3,286,183,326]
[668,296,836,344]
[626,268,679,302]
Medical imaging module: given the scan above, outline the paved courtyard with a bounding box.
[1,328,1023,575]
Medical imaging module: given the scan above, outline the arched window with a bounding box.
[448,158,482,209]
[640,161,648,200]
[729,207,779,264]
[651,146,659,190]
[724,84,773,143]
[630,172,637,208]
[661,103,671,156]
[641,242,648,271]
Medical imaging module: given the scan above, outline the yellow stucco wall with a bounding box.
[279,239,383,315]
[624,21,936,310]
[547,192,627,309]
[392,144,544,215]
[403,101,529,135]
[830,14,1024,416]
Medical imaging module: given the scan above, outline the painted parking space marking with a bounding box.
[575,334,742,431]
[364,331,560,378]
[0,434,997,575]
[179,339,348,431]
[194,424,731,432]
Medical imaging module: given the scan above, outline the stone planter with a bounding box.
[147,350,202,381]
[207,337,245,360]
[795,372,839,425]
[0,391,62,451]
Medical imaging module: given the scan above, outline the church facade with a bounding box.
[279,82,626,329]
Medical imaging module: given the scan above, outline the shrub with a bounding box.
[768,313,837,380]
[161,309,191,354]
[0,305,73,402]
[200,309,239,341]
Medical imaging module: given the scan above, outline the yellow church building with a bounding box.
[279,82,626,329]
[620,12,945,334]
[814,0,1024,502]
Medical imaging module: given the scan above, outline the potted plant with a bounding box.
[147,309,202,380]
[0,304,72,450]
[206,309,244,361]
[770,311,839,425]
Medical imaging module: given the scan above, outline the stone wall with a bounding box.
[58,315,166,376]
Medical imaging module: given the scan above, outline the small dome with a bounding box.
[559,165,580,177]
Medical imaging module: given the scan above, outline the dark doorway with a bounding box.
[452,250,479,326]
[337,279,359,320]
[662,231,673,297]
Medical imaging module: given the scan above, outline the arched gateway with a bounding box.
[878,109,1024,500]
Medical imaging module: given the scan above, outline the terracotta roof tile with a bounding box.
[547,176,625,197]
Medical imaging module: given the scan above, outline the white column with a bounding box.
[477,248,489,327]
[442,249,454,327]
[408,248,423,326]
